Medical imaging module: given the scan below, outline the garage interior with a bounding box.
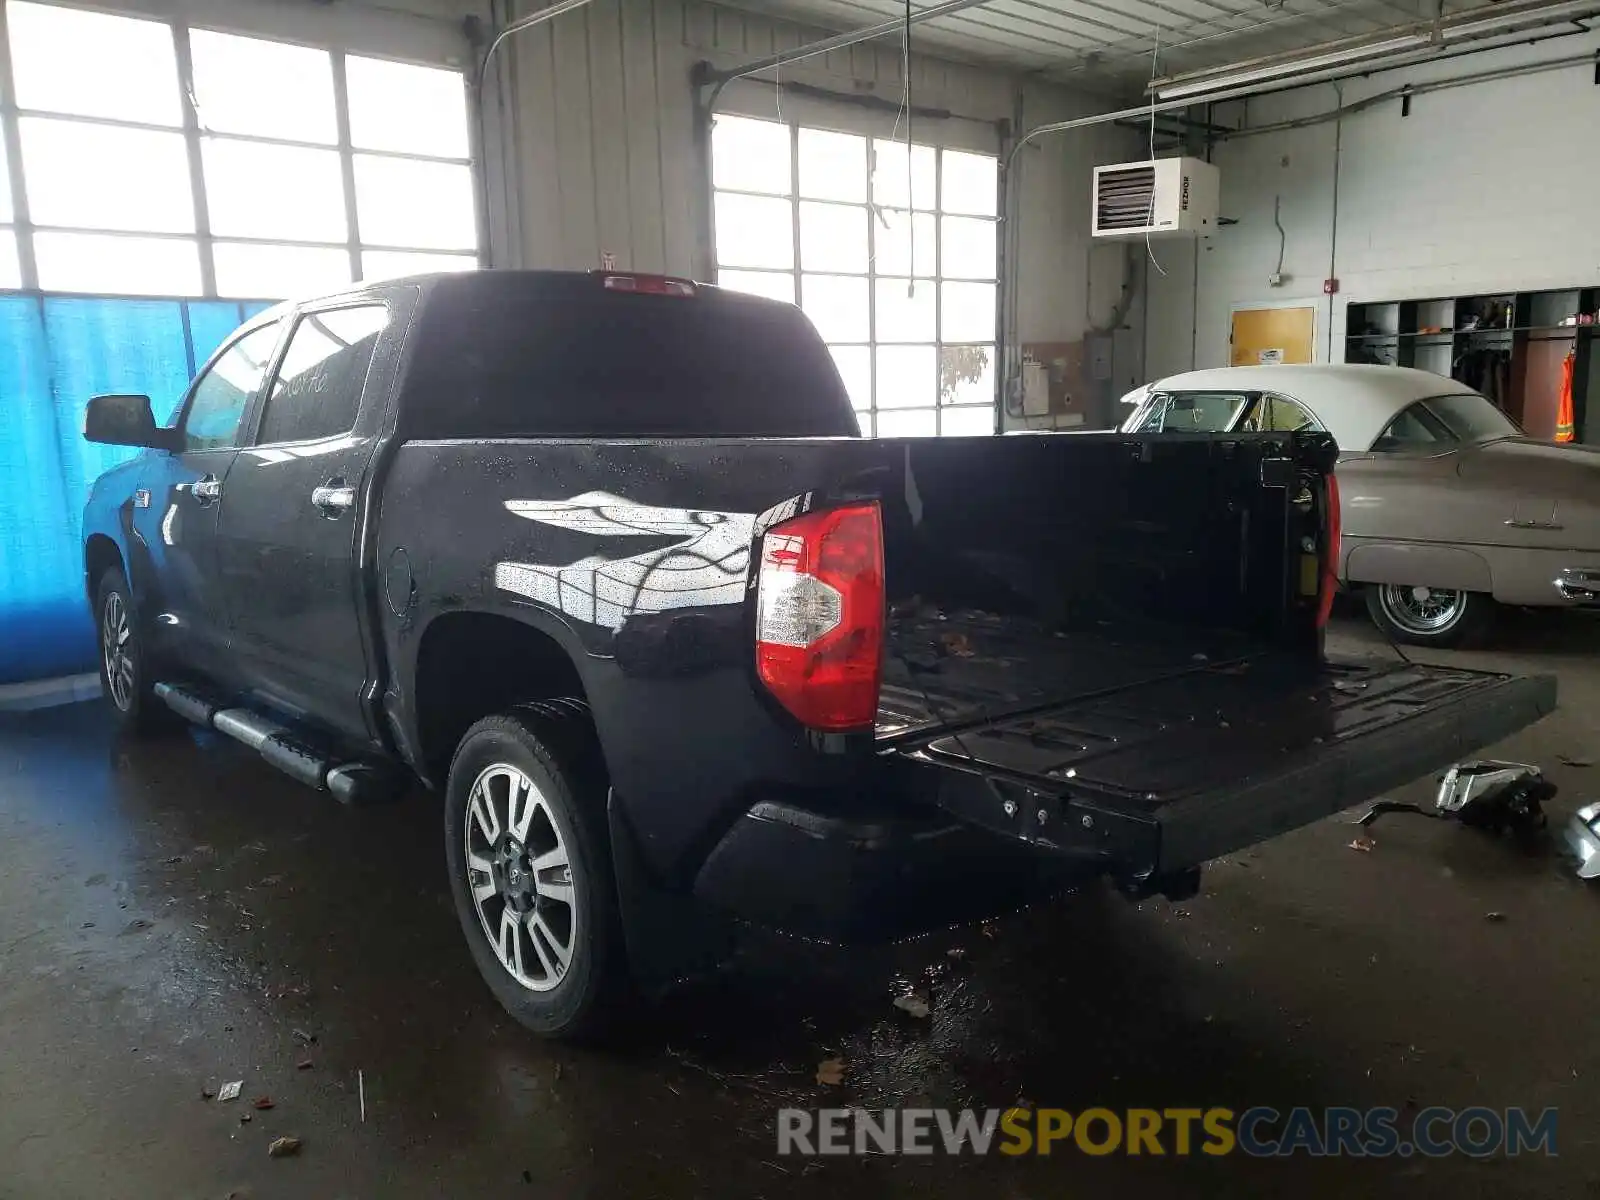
[1,0,1598,1193]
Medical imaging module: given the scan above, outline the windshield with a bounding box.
[1126,391,1250,433]
[1424,393,1521,442]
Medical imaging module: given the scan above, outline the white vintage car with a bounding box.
[1121,364,1600,646]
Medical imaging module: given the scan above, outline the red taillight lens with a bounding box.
[1317,472,1341,628]
[601,272,696,297]
[755,503,884,732]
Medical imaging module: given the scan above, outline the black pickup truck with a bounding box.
[82,270,1555,1038]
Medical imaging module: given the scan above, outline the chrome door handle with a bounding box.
[311,482,355,516]
[191,475,221,504]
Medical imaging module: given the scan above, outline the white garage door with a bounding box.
[0,0,478,300]
[710,112,999,437]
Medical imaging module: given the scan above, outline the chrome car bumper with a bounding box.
[1554,568,1600,604]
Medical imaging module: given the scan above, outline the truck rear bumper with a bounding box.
[691,798,1087,942]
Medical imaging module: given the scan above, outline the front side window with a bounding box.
[1129,391,1251,433]
[181,321,281,451]
[256,305,388,445]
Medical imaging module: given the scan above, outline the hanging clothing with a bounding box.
[1556,352,1576,444]
[1452,347,1511,410]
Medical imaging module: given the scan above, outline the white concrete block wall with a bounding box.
[1147,30,1600,374]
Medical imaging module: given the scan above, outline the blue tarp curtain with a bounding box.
[0,294,271,683]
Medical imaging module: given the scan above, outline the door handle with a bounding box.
[311,480,355,517]
[191,475,221,504]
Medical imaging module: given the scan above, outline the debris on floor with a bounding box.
[815,1059,845,1086]
[267,1136,302,1159]
[1559,755,1594,768]
[1357,761,1553,835]
[1485,911,1507,922]
[1348,835,1376,853]
[938,631,974,658]
[893,992,931,1019]
[252,1096,275,1110]
[218,1081,243,1102]
[296,1059,313,1071]
[292,1028,316,1046]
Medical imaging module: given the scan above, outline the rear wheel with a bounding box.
[1366,583,1493,647]
[444,707,628,1040]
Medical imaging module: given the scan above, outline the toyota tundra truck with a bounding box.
[81,270,1556,1039]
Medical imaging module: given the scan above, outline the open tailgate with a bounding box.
[881,620,1556,879]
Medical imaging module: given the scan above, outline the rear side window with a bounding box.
[1129,391,1250,433]
[256,304,388,445]
[181,321,282,452]
[403,276,857,438]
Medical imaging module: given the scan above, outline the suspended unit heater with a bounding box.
[1092,157,1220,240]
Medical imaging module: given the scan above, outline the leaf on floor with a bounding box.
[815,1059,846,1086]
[267,1136,302,1158]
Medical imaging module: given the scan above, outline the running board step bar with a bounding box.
[153,682,402,806]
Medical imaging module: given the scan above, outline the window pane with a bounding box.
[346,56,469,159]
[801,275,869,344]
[799,202,867,273]
[876,408,937,437]
[940,345,995,406]
[872,209,934,277]
[214,242,352,300]
[941,149,998,216]
[0,136,10,223]
[798,128,866,202]
[191,30,336,144]
[22,119,193,233]
[940,404,994,435]
[258,305,389,444]
[360,250,477,282]
[205,139,346,242]
[713,192,792,269]
[716,269,794,304]
[875,278,935,342]
[34,232,201,296]
[942,281,996,342]
[828,345,871,413]
[354,156,475,251]
[9,2,180,125]
[183,322,281,450]
[712,115,790,195]
[940,216,997,280]
[875,345,936,408]
[0,231,19,289]
[871,139,935,210]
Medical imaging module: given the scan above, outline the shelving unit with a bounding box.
[1345,287,1596,443]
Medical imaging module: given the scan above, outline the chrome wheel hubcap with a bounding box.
[1380,584,1465,635]
[464,763,577,993]
[102,593,134,710]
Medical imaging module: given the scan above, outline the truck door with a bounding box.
[212,301,394,744]
[133,319,284,680]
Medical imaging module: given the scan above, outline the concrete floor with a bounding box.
[3,611,1598,1200]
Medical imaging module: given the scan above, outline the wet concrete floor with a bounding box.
[2,611,1599,1199]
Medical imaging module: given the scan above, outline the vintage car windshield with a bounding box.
[1126,391,1250,433]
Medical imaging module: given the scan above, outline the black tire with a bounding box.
[444,706,629,1040]
[1365,583,1494,648]
[94,566,175,735]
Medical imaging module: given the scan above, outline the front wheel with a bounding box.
[1366,583,1493,647]
[444,708,628,1040]
[95,567,174,735]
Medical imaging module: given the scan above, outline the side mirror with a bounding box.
[84,394,174,450]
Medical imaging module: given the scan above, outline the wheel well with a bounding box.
[413,612,590,785]
[85,534,123,606]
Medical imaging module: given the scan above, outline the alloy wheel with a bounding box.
[463,763,578,993]
[1378,584,1466,636]
[102,592,135,710]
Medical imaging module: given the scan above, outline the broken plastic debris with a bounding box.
[893,993,931,1019]
[252,1096,275,1110]
[296,1059,314,1071]
[1348,835,1376,853]
[268,1136,302,1158]
[815,1059,846,1086]
[1485,912,1506,923]
[218,1081,243,1102]
[292,1028,316,1046]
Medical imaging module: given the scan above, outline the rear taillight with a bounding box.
[1317,472,1341,628]
[755,503,884,732]
[600,272,696,297]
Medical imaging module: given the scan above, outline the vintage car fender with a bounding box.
[1343,540,1494,594]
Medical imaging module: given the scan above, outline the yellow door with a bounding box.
[1230,306,1315,367]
